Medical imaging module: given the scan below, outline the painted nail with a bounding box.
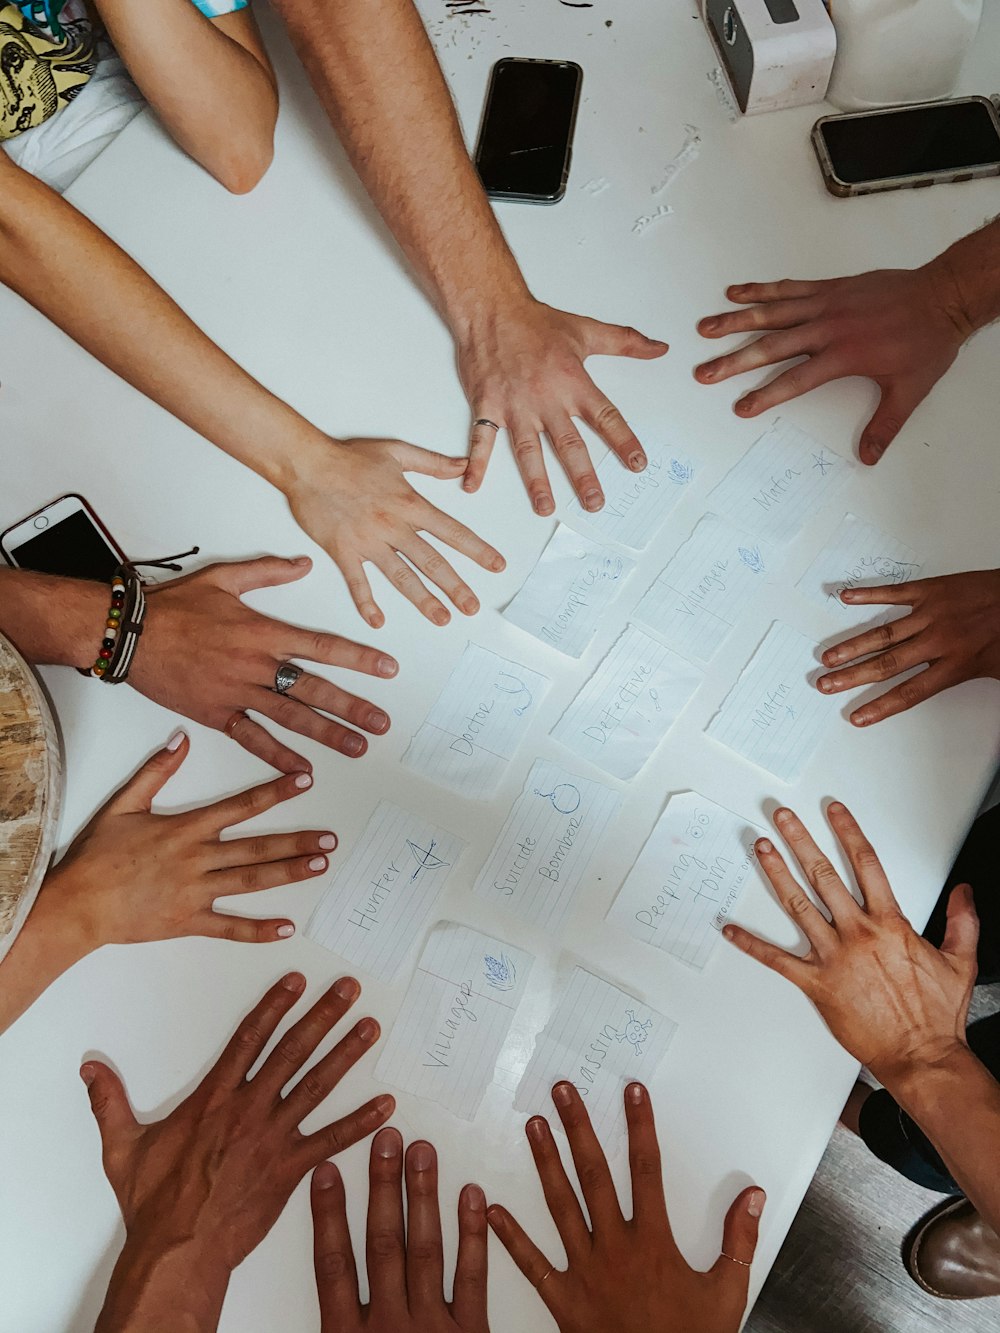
[464,1184,486,1212]
[583,490,604,512]
[282,972,306,991]
[375,1126,401,1158]
[628,452,646,472]
[747,1188,766,1218]
[334,975,360,1001]
[309,856,327,872]
[756,838,773,855]
[534,495,555,516]
[343,735,365,756]
[79,1064,95,1086]
[367,709,389,733]
[551,1082,573,1107]
[626,1082,644,1105]
[276,924,295,938]
[314,1162,338,1190]
[377,655,398,677]
[166,729,186,752]
[526,1116,547,1143]
[409,1140,434,1172]
[357,1017,379,1042]
[295,773,313,790]
[319,833,337,851]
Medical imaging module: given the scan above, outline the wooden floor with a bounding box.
[748,987,1000,1333]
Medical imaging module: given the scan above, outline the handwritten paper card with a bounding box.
[551,626,702,779]
[607,792,762,969]
[706,621,831,782]
[569,439,697,551]
[473,759,622,930]
[375,923,533,1121]
[707,419,848,544]
[515,969,676,1148]
[503,525,635,659]
[798,513,922,615]
[403,643,550,798]
[306,801,465,982]
[633,514,777,664]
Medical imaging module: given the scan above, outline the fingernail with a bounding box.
[276,923,295,938]
[295,773,313,789]
[282,972,306,991]
[357,1016,379,1041]
[375,1126,401,1158]
[374,1094,395,1117]
[79,1064,95,1086]
[534,495,555,516]
[774,808,793,824]
[367,709,389,732]
[824,649,840,663]
[723,925,737,941]
[747,1188,766,1218]
[852,711,871,727]
[460,597,480,616]
[840,589,858,602]
[626,1082,644,1105]
[628,452,646,472]
[818,677,833,692]
[166,729,186,752]
[526,1116,547,1143]
[377,655,398,677]
[491,555,506,572]
[334,975,360,1001]
[432,608,449,626]
[699,365,717,380]
[369,610,385,629]
[583,490,604,512]
[343,735,365,756]
[551,1082,573,1107]
[729,285,747,298]
[756,838,773,854]
[464,1183,486,1212]
[309,856,327,872]
[736,397,755,414]
[292,556,311,565]
[701,317,719,333]
[463,477,476,492]
[409,1140,434,1172]
[314,1162,338,1190]
[319,833,337,850]
[828,801,846,815]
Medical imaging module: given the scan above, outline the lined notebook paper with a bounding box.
[634,514,777,664]
[798,513,922,615]
[402,643,549,798]
[306,801,465,982]
[375,923,533,1121]
[473,759,622,930]
[706,620,831,782]
[568,439,697,551]
[707,419,848,544]
[503,525,635,658]
[551,625,702,779]
[607,792,762,969]
[515,968,677,1148]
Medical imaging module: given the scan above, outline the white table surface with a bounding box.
[1,3,999,1329]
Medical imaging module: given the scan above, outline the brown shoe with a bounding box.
[904,1197,1000,1300]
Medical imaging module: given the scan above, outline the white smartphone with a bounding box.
[1,493,127,582]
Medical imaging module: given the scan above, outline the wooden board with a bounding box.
[0,633,62,962]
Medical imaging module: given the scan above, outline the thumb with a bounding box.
[582,318,669,361]
[216,554,312,597]
[710,1185,765,1278]
[391,440,468,479]
[858,383,921,465]
[80,1061,139,1154]
[108,731,188,813]
[941,882,980,970]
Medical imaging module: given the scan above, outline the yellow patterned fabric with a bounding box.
[0,1,96,141]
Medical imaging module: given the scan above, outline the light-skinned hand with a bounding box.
[130,555,398,773]
[695,264,968,464]
[487,1081,764,1333]
[723,803,979,1084]
[312,1128,489,1332]
[817,570,1000,726]
[459,300,668,515]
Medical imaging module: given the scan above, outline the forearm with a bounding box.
[0,160,325,489]
[925,217,1000,337]
[270,0,531,336]
[96,1235,229,1333]
[0,894,89,1035]
[0,570,105,668]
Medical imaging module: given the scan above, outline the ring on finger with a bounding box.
[273,662,303,695]
[473,417,501,432]
[225,711,246,736]
[720,1252,751,1268]
[536,1265,555,1288]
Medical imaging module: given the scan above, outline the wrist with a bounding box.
[0,571,108,669]
[868,1036,974,1098]
[446,273,535,346]
[98,1231,230,1333]
[924,224,1000,336]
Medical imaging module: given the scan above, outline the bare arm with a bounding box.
[0,569,101,667]
[93,0,277,193]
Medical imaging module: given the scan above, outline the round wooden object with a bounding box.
[0,633,62,963]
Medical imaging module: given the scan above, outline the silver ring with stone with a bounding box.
[273,662,303,695]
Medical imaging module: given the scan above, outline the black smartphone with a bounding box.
[1,493,127,581]
[812,95,1000,198]
[474,57,583,204]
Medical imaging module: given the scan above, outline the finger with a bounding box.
[940,883,980,970]
[696,297,820,341]
[727,279,823,304]
[282,1016,381,1125]
[825,802,899,917]
[302,1094,396,1167]
[416,502,506,574]
[579,394,647,477]
[581,318,669,361]
[722,921,811,985]
[312,1163,362,1328]
[106,730,188,813]
[710,1185,765,1278]
[486,1205,560,1306]
[550,1082,624,1233]
[623,1083,670,1231]
[215,828,338,870]
[524,1116,590,1262]
[848,663,949,727]
[694,328,820,384]
[391,440,469,480]
[750,835,836,947]
[401,535,480,616]
[772,809,861,928]
[372,551,451,627]
[405,1141,446,1310]
[821,610,922,669]
[198,770,313,833]
[858,384,921,466]
[80,1062,139,1160]
[254,688,371,759]
[733,355,838,417]
[218,554,312,596]
[275,672,391,735]
[254,976,361,1099]
[508,418,555,517]
[225,710,312,775]
[464,419,501,494]
[341,560,385,631]
[452,1184,489,1332]
[213,972,307,1087]
[544,415,604,513]
[196,910,299,943]
[283,631,399,682]
[817,637,930,696]
[210,849,330,897]
[366,1127,408,1311]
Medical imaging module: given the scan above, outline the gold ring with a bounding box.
[225,711,246,736]
[536,1265,555,1287]
[721,1252,751,1268]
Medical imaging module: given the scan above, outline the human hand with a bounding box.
[817,570,1000,726]
[695,264,969,464]
[41,731,333,951]
[487,1081,764,1333]
[312,1128,488,1332]
[723,804,979,1082]
[457,299,668,515]
[89,973,394,1332]
[129,555,398,773]
[283,437,505,629]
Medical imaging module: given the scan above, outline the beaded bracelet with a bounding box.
[86,546,200,684]
[88,574,128,678]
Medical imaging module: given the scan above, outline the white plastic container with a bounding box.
[826,0,983,110]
